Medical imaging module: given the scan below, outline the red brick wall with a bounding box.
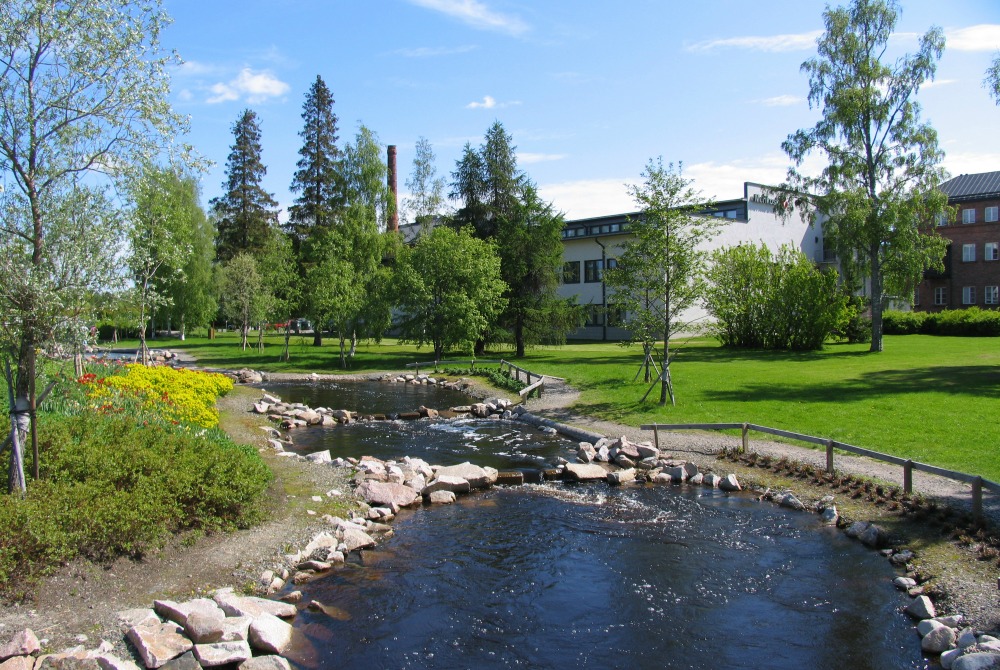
[916,197,1000,312]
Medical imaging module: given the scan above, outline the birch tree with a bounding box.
[0,0,188,491]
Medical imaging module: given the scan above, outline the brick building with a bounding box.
[917,171,1000,311]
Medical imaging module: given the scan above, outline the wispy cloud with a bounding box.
[920,78,957,90]
[408,0,529,37]
[757,94,804,107]
[207,68,290,104]
[687,30,822,53]
[394,45,478,58]
[518,152,566,164]
[465,95,521,109]
[537,178,637,220]
[944,24,1000,52]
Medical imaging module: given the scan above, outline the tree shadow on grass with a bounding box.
[703,365,999,403]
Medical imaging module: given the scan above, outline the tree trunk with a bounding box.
[4,358,27,494]
[869,242,884,353]
[281,323,291,362]
[313,330,323,347]
[515,319,525,358]
[256,323,264,351]
[338,331,347,369]
[241,322,249,350]
[180,314,186,341]
[474,339,485,357]
[349,330,357,358]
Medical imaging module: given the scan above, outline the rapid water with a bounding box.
[270,382,926,669]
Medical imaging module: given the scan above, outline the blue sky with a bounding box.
[163,0,1000,221]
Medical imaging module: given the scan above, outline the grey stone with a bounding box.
[428,490,456,504]
[239,656,293,670]
[778,493,805,511]
[92,654,141,670]
[719,474,741,492]
[564,463,607,481]
[126,622,193,669]
[918,619,946,637]
[116,609,161,634]
[340,527,377,552]
[959,629,979,649]
[703,474,722,488]
[607,468,636,486]
[422,475,471,495]
[859,523,885,548]
[890,550,915,565]
[184,612,225,644]
[953,653,1000,670]
[355,480,420,508]
[304,450,332,464]
[158,651,200,670]
[434,462,492,489]
[248,614,293,654]
[663,466,686,483]
[922,626,958,653]
[942,648,963,670]
[219,616,253,642]
[893,577,917,590]
[905,595,937,620]
[193,641,252,667]
[820,506,838,524]
[212,590,297,619]
[845,521,869,539]
[0,629,40,661]
[681,462,699,478]
[688,472,704,485]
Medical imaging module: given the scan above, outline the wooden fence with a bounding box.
[640,422,1000,524]
[402,358,545,398]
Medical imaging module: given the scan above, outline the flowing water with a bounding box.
[267,382,926,670]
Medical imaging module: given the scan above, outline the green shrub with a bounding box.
[883,308,1000,337]
[0,410,271,597]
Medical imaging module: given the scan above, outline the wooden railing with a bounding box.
[404,359,501,374]
[401,358,545,399]
[641,422,1000,524]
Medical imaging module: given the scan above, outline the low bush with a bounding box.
[0,410,271,595]
[883,308,1000,337]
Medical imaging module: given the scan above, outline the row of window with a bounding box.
[563,259,618,284]
[939,206,1000,226]
[561,222,628,239]
[960,242,1000,262]
[923,286,1000,306]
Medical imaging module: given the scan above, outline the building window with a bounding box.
[562,261,580,284]
[962,208,976,224]
[605,304,624,328]
[584,259,603,283]
[934,287,947,305]
[963,286,976,305]
[962,244,976,262]
[986,206,999,223]
[584,304,604,327]
[935,212,949,227]
[986,242,999,261]
[986,286,999,306]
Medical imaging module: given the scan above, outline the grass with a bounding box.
[111,331,1000,482]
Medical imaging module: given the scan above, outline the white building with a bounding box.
[559,182,829,340]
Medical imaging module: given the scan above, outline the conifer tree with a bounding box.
[288,75,343,244]
[211,109,278,262]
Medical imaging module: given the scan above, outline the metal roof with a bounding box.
[939,171,1000,202]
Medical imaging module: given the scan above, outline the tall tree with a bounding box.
[218,253,266,351]
[395,226,506,361]
[0,0,188,492]
[288,75,342,245]
[342,124,394,230]
[782,0,949,352]
[127,166,198,364]
[449,122,572,356]
[211,109,279,262]
[604,159,722,406]
[403,136,447,226]
[167,200,217,340]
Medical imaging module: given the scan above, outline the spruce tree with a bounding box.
[211,109,278,262]
[288,75,343,243]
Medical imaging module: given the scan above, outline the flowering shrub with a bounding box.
[82,365,234,429]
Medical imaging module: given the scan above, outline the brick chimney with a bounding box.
[387,145,399,232]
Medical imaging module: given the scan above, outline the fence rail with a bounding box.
[640,422,1000,524]
[401,358,545,398]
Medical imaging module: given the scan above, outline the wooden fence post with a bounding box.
[741,423,749,454]
[414,361,419,375]
[903,460,913,494]
[825,440,834,474]
[653,426,660,452]
[973,476,983,525]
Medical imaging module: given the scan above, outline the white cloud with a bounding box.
[757,94,804,107]
[538,178,637,220]
[944,25,1000,52]
[687,30,822,53]
[177,89,193,102]
[942,151,1000,178]
[465,95,521,109]
[394,45,478,57]
[920,78,957,90]
[207,68,290,104]
[408,0,529,37]
[517,152,567,164]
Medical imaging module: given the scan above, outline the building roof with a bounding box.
[939,171,1000,202]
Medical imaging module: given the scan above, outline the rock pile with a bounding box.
[902,598,1000,667]
[0,590,300,669]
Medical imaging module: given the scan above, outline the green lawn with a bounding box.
[115,332,999,481]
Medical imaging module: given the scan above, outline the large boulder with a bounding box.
[193,641,252,667]
[564,463,607,482]
[719,474,741,492]
[0,630,40,661]
[340,527,377,552]
[905,595,937,620]
[434,462,493,489]
[239,657,293,670]
[154,599,223,627]
[953,653,1000,670]
[608,469,636,486]
[354,480,420,508]
[126,622,193,668]
[248,614,293,655]
[422,475,471,495]
[212,590,297,619]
